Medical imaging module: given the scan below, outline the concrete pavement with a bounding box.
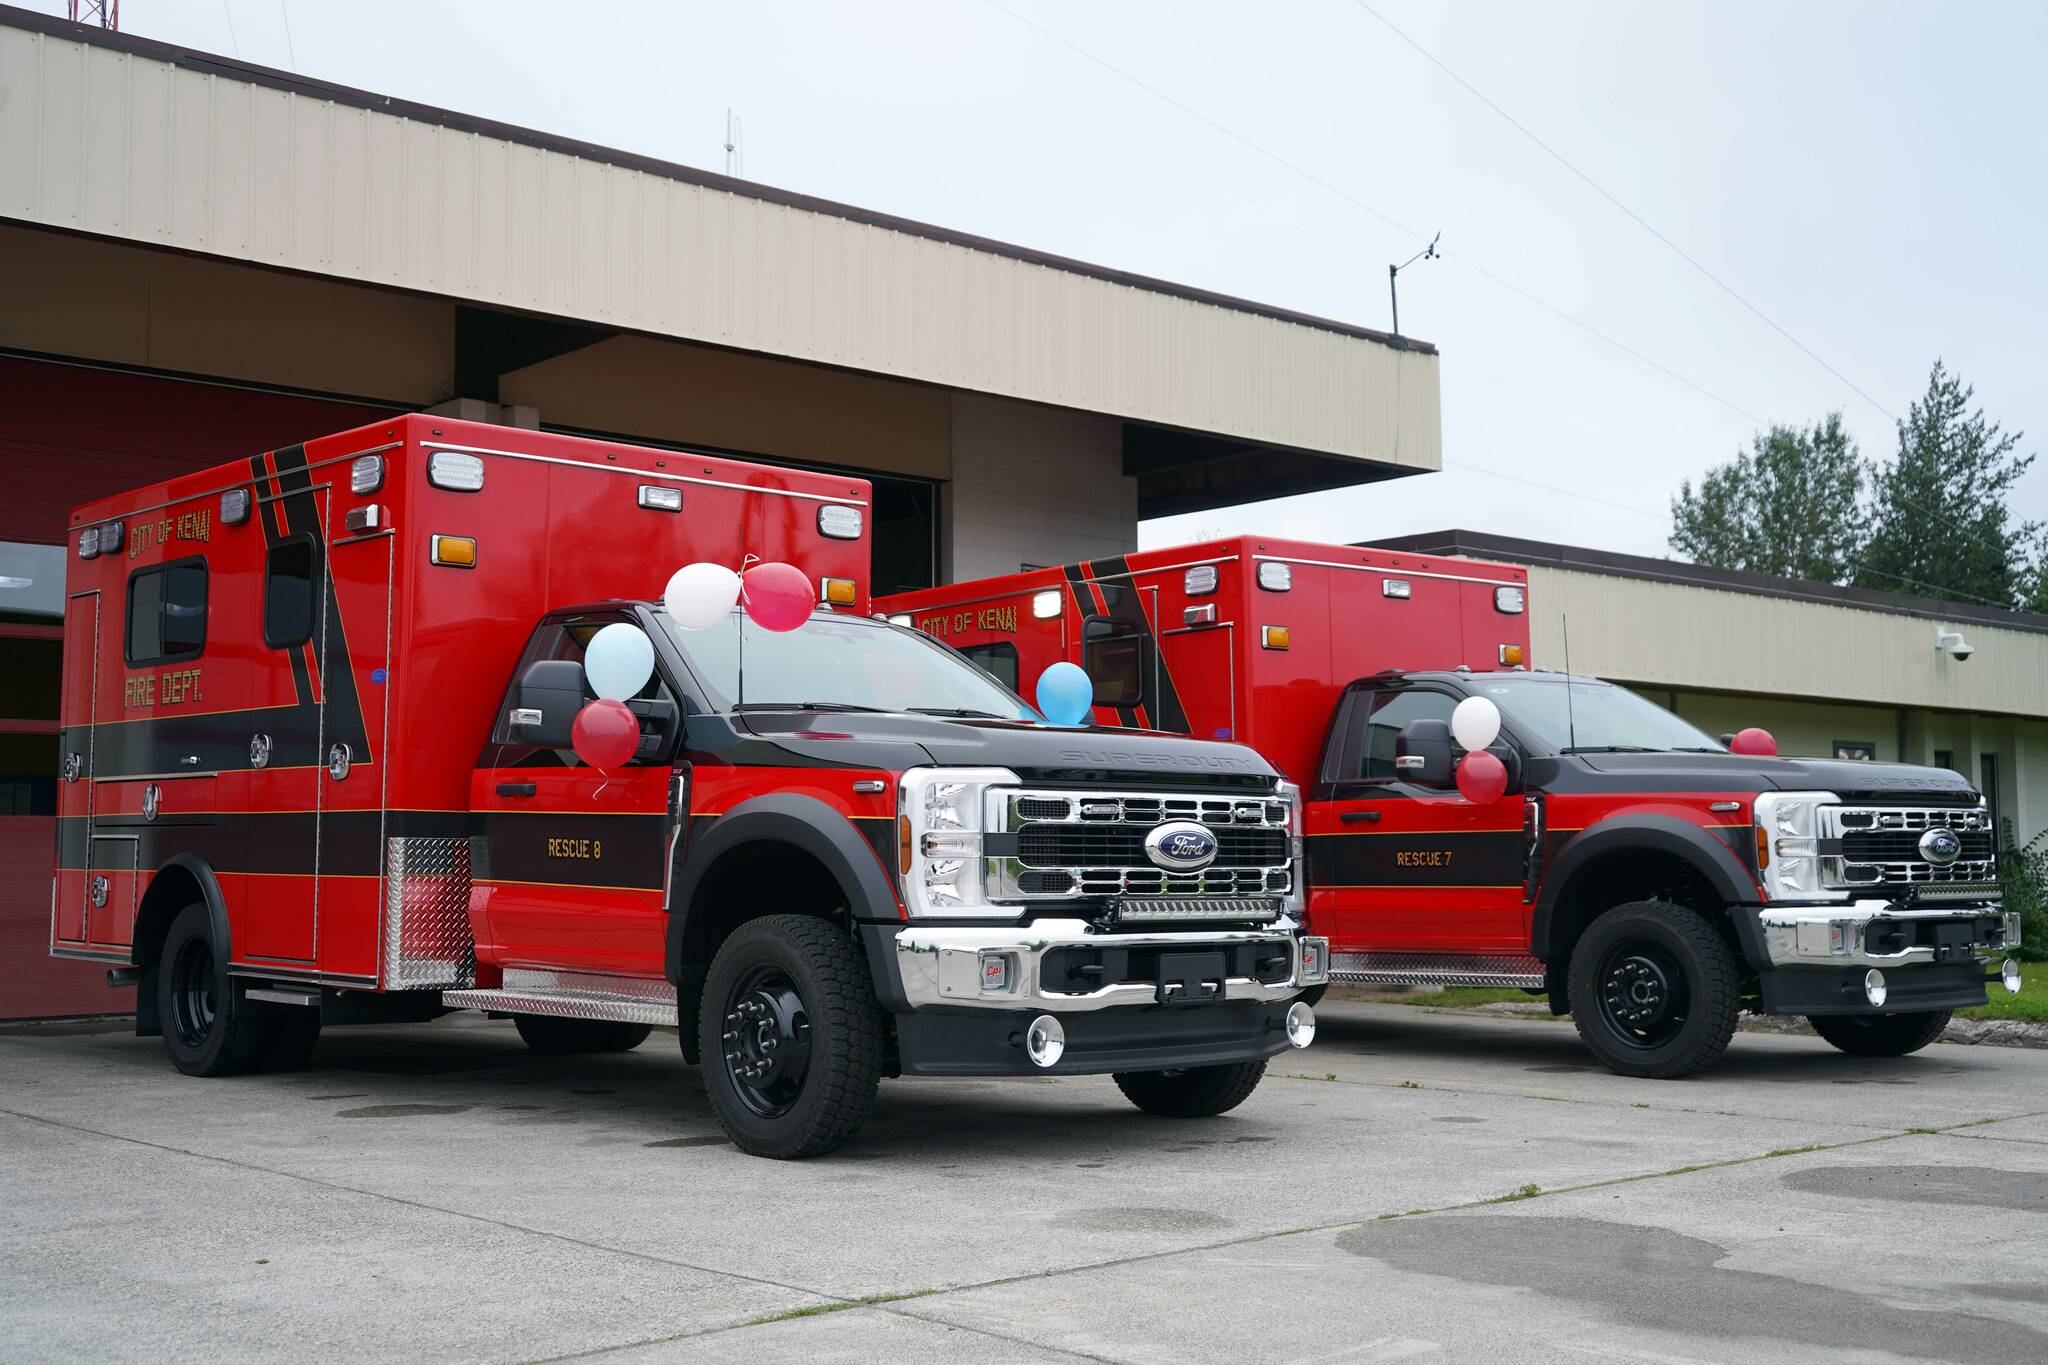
[3,1000,2044,1363]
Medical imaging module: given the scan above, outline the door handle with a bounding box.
[496,782,537,798]
[1340,810,1381,824]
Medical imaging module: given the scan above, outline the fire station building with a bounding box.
[0,11,1440,1016]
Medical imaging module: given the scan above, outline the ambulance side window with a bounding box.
[125,557,208,665]
[1082,616,1144,707]
[961,642,1019,692]
[1356,689,1459,781]
[263,535,319,649]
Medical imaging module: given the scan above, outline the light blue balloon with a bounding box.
[1035,661,1095,727]
[584,622,655,702]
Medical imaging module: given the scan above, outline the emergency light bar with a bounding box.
[1031,590,1061,620]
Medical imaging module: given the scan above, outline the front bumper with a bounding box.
[881,918,1324,1012]
[1751,900,2017,970]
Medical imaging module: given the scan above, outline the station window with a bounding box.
[263,535,320,649]
[125,558,208,665]
[961,642,1019,692]
[1082,616,1145,708]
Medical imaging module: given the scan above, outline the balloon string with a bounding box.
[737,552,760,604]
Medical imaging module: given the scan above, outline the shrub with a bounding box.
[1998,819,2048,962]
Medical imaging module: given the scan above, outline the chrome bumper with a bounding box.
[1758,901,2017,969]
[891,918,1326,1012]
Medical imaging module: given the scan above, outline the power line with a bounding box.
[219,0,240,59]
[1349,0,1898,424]
[277,0,297,71]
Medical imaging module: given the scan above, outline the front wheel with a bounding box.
[698,915,885,1159]
[1567,901,1740,1079]
[1113,1060,1267,1117]
[1809,1009,1952,1057]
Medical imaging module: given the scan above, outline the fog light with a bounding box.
[1864,968,1888,1008]
[1024,1014,1065,1068]
[1286,1001,1316,1049]
[2003,959,2023,995]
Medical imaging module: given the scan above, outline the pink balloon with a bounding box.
[1729,727,1778,757]
[1455,750,1509,804]
[571,699,640,771]
[742,561,814,632]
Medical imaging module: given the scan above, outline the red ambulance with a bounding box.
[51,421,1323,1157]
[881,536,2021,1078]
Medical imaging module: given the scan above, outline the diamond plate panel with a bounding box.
[443,968,677,1026]
[1330,951,1545,989]
[382,836,476,990]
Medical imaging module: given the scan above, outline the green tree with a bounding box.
[1670,412,1867,581]
[1857,360,2039,607]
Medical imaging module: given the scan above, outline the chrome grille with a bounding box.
[1821,805,1999,889]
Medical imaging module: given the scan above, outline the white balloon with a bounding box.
[663,561,742,631]
[584,622,655,702]
[1451,695,1502,752]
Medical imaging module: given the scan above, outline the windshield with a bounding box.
[658,610,1039,722]
[1470,675,1722,754]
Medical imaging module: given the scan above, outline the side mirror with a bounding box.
[626,696,681,765]
[513,659,586,748]
[1395,718,1456,788]
[1488,741,1524,795]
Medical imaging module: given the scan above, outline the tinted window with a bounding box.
[1082,616,1143,707]
[961,642,1019,692]
[126,559,207,665]
[1358,689,1459,780]
[263,536,319,649]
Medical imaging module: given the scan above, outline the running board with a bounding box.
[443,967,677,1027]
[1331,952,1546,990]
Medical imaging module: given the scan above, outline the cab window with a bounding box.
[262,535,319,649]
[1082,616,1144,707]
[125,558,208,665]
[961,642,1019,692]
[1356,689,1459,781]
[488,613,677,750]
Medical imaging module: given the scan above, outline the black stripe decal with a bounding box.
[1087,554,1189,735]
[56,810,469,880]
[1307,829,1526,888]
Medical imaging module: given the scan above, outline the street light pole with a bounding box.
[1388,231,1441,337]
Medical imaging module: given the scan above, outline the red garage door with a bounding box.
[0,355,401,1019]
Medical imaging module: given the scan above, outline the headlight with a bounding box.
[1753,791,1843,902]
[897,767,1021,918]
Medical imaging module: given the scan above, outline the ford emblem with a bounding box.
[1918,827,1963,866]
[1145,820,1218,872]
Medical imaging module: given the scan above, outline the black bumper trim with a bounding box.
[1758,960,1990,1016]
[892,999,1296,1076]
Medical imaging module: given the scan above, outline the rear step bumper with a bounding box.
[1330,951,1545,989]
[444,967,675,1027]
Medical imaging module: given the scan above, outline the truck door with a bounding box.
[53,590,99,947]
[1310,684,1529,954]
[314,488,392,974]
[473,612,681,978]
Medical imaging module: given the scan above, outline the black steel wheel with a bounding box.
[697,915,884,1159]
[156,903,269,1077]
[1567,901,1740,1079]
[1809,1009,1952,1057]
[1113,1060,1268,1117]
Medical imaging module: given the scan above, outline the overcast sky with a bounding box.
[35,1,2047,577]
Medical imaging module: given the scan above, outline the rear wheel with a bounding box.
[1113,1060,1267,1117]
[1809,1009,1952,1057]
[513,1016,653,1055]
[158,903,270,1077]
[1568,900,1740,1079]
[698,915,884,1159]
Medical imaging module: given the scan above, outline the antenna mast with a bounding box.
[723,108,743,178]
[68,1,118,28]
[1561,614,1578,753]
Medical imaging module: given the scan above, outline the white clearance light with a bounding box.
[1257,561,1292,592]
[350,455,385,494]
[78,526,101,559]
[1184,565,1219,596]
[1383,578,1412,599]
[818,504,864,540]
[220,487,252,526]
[1495,585,1526,614]
[427,451,485,492]
[637,485,682,512]
[1031,589,1062,620]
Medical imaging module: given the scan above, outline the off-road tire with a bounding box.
[158,903,269,1078]
[512,1016,653,1055]
[255,1009,323,1072]
[1809,1009,1953,1057]
[698,915,884,1159]
[1568,900,1740,1079]
[1113,1060,1268,1117]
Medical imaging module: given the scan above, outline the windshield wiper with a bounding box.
[1561,745,1661,754]
[906,707,1006,719]
[730,702,889,713]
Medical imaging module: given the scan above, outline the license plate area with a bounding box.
[1156,951,1228,1006]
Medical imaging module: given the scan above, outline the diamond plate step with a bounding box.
[444,967,677,1026]
[1330,951,1545,989]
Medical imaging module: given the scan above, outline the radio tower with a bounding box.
[69,1,119,28]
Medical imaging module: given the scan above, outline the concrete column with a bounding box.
[944,394,1133,583]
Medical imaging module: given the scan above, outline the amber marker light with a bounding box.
[898,814,915,875]
[1261,626,1290,650]
[1755,825,1771,871]
[820,577,858,606]
[430,535,477,568]
[1499,644,1525,666]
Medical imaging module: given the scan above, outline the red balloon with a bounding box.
[571,699,640,771]
[1729,727,1778,757]
[742,561,814,632]
[1455,750,1509,804]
